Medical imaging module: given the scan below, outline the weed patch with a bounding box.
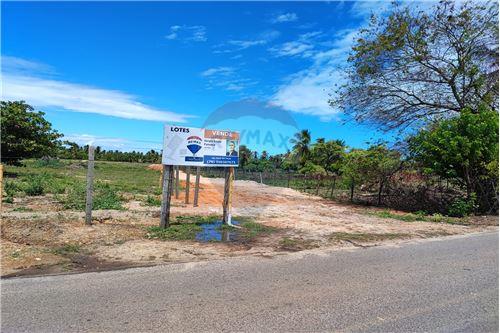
[62,182,123,210]
[51,244,81,256]
[329,232,411,243]
[366,210,468,225]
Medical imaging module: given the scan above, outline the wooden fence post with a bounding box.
[259,172,263,184]
[85,146,95,225]
[185,166,191,204]
[193,167,201,207]
[160,165,174,228]
[175,166,180,199]
[222,167,234,225]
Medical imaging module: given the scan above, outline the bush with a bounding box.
[23,174,46,196]
[448,195,477,217]
[3,180,19,202]
[144,195,161,207]
[33,158,63,168]
[62,182,123,210]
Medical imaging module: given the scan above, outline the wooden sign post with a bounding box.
[160,165,174,228]
[175,166,180,199]
[85,146,95,225]
[222,167,234,225]
[193,166,201,207]
[185,167,191,204]
[161,125,239,228]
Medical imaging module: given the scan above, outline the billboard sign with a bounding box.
[162,125,239,167]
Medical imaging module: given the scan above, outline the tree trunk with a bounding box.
[350,179,355,202]
[377,180,384,206]
[330,177,336,199]
[316,175,321,195]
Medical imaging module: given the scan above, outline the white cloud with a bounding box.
[227,39,267,50]
[165,25,207,42]
[268,31,322,58]
[1,57,193,123]
[214,30,280,53]
[271,29,357,120]
[201,66,234,77]
[272,12,298,23]
[2,56,56,75]
[200,66,255,92]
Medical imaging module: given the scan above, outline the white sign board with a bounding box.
[162,125,239,167]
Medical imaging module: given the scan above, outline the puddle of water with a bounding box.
[195,220,240,242]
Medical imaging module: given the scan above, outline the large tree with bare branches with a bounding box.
[332,0,498,130]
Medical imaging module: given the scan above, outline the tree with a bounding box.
[332,0,498,130]
[408,106,498,213]
[238,145,253,169]
[290,129,312,166]
[1,101,62,165]
[365,144,402,205]
[341,149,371,202]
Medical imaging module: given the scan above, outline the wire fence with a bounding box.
[2,158,495,215]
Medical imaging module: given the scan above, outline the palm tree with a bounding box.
[290,129,311,166]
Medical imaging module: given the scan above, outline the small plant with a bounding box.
[23,174,46,196]
[33,158,62,168]
[146,224,203,241]
[3,180,18,202]
[62,182,123,210]
[52,243,81,255]
[144,195,161,207]
[12,207,33,212]
[448,195,477,217]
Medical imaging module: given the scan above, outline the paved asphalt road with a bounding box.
[2,232,498,332]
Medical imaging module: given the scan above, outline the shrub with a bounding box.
[23,174,46,196]
[62,182,123,210]
[33,158,63,168]
[448,194,477,217]
[144,195,161,207]
[3,180,19,202]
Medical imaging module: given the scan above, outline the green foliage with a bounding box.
[52,244,81,256]
[290,129,312,167]
[3,180,19,202]
[22,174,46,196]
[367,210,463,224]
[58,143,162,163]
[144,195,161,207]
[146,224,202,241]
[448,195,477,218]
[299,161,326,176]
[1,101,62,165]
[310,139,346,175]
[63,182,123,210]
[409,107,498,212]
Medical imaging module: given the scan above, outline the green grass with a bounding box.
[145,215,276,242]
[12,207,34,212]
[279,237,319,251]
[146,224,203,241]
[144,195,162,207]
[4,159,161,196]
[51,243,81,256]
[366,209,468,225]
[62,182,123,210]
[329,232,411,243]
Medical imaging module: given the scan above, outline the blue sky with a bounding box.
[1,1,405,154]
